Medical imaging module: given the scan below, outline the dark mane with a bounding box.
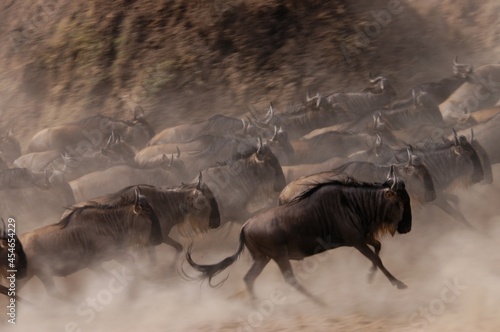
[203,114,243,133]
[70,114,116,126]
[288,176,385,206]
[56,194,140,229]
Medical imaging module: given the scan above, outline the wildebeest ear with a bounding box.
[196,172,202,189]
[133,106,145,120]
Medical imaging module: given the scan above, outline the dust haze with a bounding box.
[1,1,500,331]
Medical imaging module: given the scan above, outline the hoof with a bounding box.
[395,281,408,289]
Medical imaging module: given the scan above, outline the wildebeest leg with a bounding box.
[163,236,183,270]
[366,239,381,283]
[273,255,325,306]
[354,244,407,289]
[243,255,270,301]
[37,272,69,301]
[432,195,474,229]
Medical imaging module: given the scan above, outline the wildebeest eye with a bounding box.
[454,146,464,154]
[384,190,396,199]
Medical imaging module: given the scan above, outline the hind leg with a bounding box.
[366,239,381,283]
[433,195,474,229]
[243,255,270,301]
[273,255,325,306]
[355,243,406,289]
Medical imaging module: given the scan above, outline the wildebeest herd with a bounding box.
[1,57,500,306]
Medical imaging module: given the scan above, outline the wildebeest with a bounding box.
[0,127,21,165]
[200,137,286,223]
[457,114,500,166]
[0,169,75,230]
[148,114,248,145]
[15,134,137,181]
[394,56,473,107]
[313,73,397,118]
[393,130,488,227]
[279,152,436,206]
[69,155,189,202]
[28,107,155,153]
[186,167,411,303]
[440,63,500,122]
[74,174,221,268]
[9,188,162,297]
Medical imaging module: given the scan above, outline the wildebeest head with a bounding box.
[364,73,397,99]
[383,166,412,234]
[101,132,136,165]
[452,56,474,80]
[123,106,156,149]
[265,126,295,165]
[0,218,27,279]
[397,147,436,204]
[252,137,287,192]
[451,128,484,184]
[185,173,221,230]
[157,149,189,181]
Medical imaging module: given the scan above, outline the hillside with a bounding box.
[0,0,499,148]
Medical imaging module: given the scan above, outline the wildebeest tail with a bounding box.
[185,228,246,287]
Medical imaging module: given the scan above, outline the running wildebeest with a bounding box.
[28,107,155,153]
[393,56,473,107]
[199,137,286,223]
[148,114,249,145]
[186,166,412,304]
[440,62,500,122]
[68,173,220,269]
[393,129,488,227]
[8,188,162,297]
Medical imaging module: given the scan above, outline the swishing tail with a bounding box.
[185,228,246,287]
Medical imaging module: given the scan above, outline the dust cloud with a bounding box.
[1,166,499,331]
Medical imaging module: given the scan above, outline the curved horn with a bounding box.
[176,146,181,158]
[257,136,263,153]
[316,94,322,108]
[452,127,459,145]
[197,172,202,189]
[271,126,278,141]
[369,71,383,83]
[412,89,417,106]
[407,148,412,165]
[265,102,275,124]
[386,164,396,182]
[133,187,142,215]
[306,91,314,102]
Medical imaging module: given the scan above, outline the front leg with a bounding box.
[366,239,381,283]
